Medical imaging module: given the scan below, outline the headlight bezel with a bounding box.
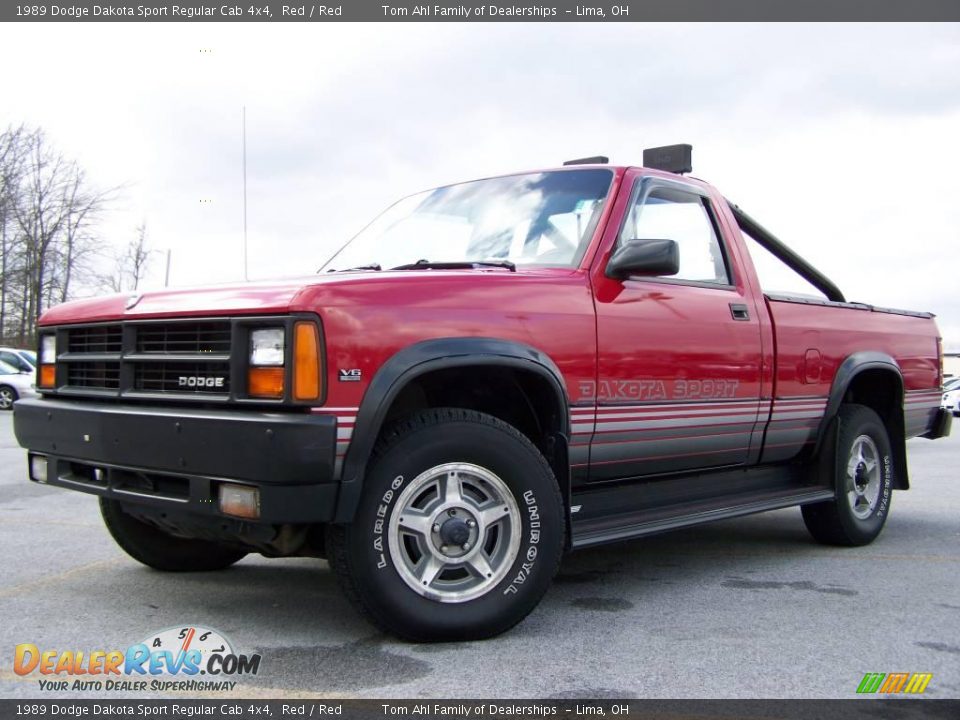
[243,318,325,403]
[37,333,57,389]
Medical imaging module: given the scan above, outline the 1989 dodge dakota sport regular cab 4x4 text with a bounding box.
[13,145,952,641]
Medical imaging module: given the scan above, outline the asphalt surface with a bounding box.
[0,410,957,700]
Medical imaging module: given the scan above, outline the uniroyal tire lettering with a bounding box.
[503,490,541,595]
[876,453,892,519]
[373,475,405,569]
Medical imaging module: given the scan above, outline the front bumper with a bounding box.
[12,398,338,523]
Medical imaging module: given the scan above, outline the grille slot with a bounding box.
[67,361,120,390]
[136,321,231,355]
[134,361,231,394]
[67,326,122,354]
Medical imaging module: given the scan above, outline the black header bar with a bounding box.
[3,0,960,22]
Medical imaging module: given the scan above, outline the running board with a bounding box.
[571,487,835,549]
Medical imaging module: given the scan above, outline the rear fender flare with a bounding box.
[814,351,908,490]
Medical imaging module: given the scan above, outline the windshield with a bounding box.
[18,350,36,367]
[0,360,19,375]
[322,169,614,271]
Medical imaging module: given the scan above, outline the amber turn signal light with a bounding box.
[39,364,56,389]
[248,366,284,398]
[293,322,321,401]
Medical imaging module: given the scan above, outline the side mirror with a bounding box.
[605,238,680,280]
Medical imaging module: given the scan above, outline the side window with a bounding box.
[621,186,730,285]
[0,352,21,371]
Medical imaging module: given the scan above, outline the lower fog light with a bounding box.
[30,455,48,484]
[219,483,260,519]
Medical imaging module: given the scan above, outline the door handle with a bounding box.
[729,303,750,321]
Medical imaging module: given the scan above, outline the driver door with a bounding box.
[587,174,765,482]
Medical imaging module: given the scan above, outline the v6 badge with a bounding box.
[338,369,362,382]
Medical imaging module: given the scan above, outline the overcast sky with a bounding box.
[2,22,958,348]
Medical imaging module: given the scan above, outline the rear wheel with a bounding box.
[328,408,565,642]
[100,499,247,571]
[802,404,894,546]
[0,385,18,410]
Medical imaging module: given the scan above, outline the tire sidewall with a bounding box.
[346,415,563,640]
[835,408,894,542]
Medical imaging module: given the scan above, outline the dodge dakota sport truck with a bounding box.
[13,145,952,641]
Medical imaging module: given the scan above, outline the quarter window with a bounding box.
[620,186,730,285]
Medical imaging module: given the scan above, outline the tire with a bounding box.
[802,404,894,546]
[328,408,565,642]
[100,498,247,571]
[0,385,18,410]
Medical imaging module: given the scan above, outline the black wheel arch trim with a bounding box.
[332,337,572,524]
[814,351,908,490]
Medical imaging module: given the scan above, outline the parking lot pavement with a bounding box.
[0,409,957,700]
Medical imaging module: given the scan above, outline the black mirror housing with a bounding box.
[605,239,680,280]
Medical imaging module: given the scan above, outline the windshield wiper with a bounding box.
[391,259,516,272]
[324,263,382,273]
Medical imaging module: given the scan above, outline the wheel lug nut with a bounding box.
[448,509,456,516]
[466,519,476,528]
[432,523,440,533]
[440,545,448,553]
[462,542,471,551]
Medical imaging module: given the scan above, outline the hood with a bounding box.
[39,276,323,325]
[38,267,574,326]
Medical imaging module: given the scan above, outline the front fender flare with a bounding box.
[332,337,570,522]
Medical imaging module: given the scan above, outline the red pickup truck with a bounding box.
[13,146,951,641]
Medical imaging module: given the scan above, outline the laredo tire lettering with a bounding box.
[327,407,565,642]
[372,475,404,568]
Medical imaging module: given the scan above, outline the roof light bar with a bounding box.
[643,144,693,174]
[563,156,609,166]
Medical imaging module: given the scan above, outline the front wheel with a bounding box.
[802,404,894,546]
[328,408,565,642]
[0,385,18,410]
[100,499,248,571]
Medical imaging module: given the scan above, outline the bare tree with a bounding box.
[0,125,112,345]
[0,125,31,342]
[101,223,154,294]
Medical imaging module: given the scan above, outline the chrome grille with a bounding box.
[59,320,237,399]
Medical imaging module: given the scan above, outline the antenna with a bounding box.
[242,105,249,281]
[164,249,171,287]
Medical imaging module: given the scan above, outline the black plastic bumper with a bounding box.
[12,398,338,523]
[923,408,953,440]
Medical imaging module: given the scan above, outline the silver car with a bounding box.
[0,359,38,410]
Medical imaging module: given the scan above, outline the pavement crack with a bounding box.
[916,641,960,655]
[721,577,858,596]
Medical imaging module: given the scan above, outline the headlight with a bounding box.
[40,335,57,364]
[250,328,285,366]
